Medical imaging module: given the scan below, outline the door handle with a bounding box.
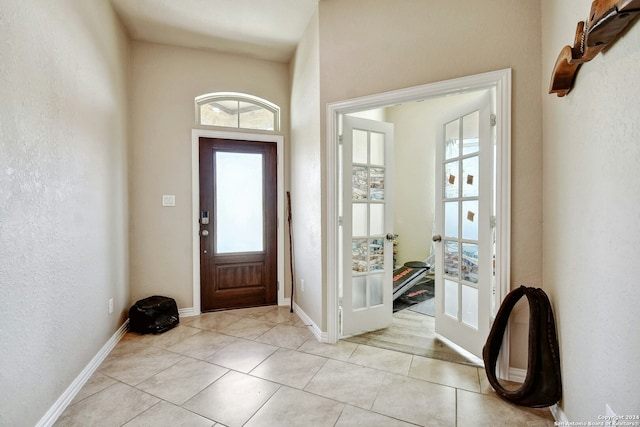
[201,230,209,237]
[432,235,442,242]
[386,233,395,242]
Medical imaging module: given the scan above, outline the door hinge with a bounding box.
[277,281,280,291]
[338,216,343,226]
[490,114,497,127]
[339,135,343,144]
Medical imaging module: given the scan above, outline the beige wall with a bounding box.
[312,0,542,366]
[542,0,640,420]
[386,102,435,267]
[10,1,636,422]
[129,41,291,309]
[0,0,130,424]
[289,11,323,325]
[385,93,487,266]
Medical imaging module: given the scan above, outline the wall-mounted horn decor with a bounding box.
[549,0,640,97]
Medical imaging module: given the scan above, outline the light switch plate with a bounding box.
[162,195,176,207]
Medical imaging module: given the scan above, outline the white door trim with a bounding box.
[191,129,285,314]
[326,69,511,378]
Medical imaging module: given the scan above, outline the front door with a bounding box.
[434,90,493,358]
[340,116,394,337]
[199,137,277,311]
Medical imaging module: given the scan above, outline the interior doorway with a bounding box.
[326,69,511,376]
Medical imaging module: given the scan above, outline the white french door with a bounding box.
[434,90,493,358]
[340,116,394,337]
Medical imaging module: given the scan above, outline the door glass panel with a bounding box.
[445,161,459,198]
[462,111,479,155]
[215,152,263,253]
[444,240,459,277]
[369,167,385,200]
[353,276,366,309]
[352,166,368,200]
[369,238,384,271]
[370,132,385,165]
[353,129,368,164]
[444,279,458,318]
[445,119,460,160]
[370,203,384,236]
[370,274,383,305]
[462,156,479,197]
[352,239,367,272]
[352,203,367,237]
[462,200,479,240]
[462,284,478,328]
[444,202,459,238]
[462,243,479,283]
[435,92,493,357]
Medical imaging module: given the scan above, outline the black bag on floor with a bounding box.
[483,286,562,408]
[129,295,179,334]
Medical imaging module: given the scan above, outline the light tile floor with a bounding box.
[55,306,554,426]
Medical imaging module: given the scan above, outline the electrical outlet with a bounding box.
[301,279,305,292]
[108,298,114,314]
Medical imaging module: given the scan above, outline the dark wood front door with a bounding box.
[199,137,277,311]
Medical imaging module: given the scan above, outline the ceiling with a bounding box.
[109,0,319,63]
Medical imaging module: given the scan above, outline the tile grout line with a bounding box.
[61,306,554,426]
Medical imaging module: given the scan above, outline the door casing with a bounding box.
[326,69,512,379]
[191,129,285,315]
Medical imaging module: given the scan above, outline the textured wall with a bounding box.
[129,41,290,309]
[542,0,640,420]
[0,0,130,425]
[289,11,324,327]
[315,0,542,367]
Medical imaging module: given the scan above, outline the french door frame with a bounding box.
[191,129,285,314]
[326,69,512,379]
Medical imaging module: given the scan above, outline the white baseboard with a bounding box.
[178,307,197,317]
[507,367,527,383]
[292,302,327,342]
[279,297,291,307]
[36,320,129,427]
[550,404,567,423]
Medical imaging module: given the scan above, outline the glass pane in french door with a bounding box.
[442,115,480,329]
[351,126,387,309]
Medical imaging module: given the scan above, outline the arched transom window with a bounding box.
[196,92,280,131]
